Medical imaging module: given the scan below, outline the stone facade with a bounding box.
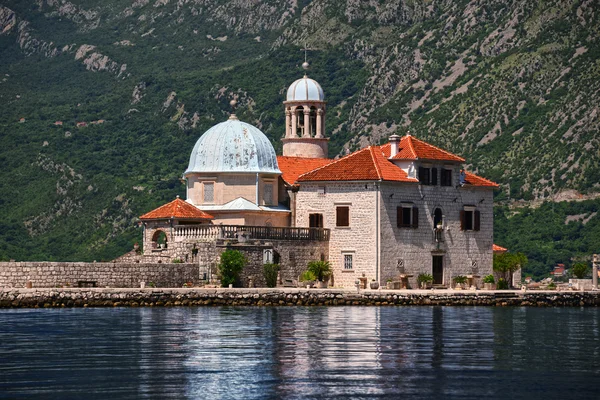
[379,181,494,289]
[296,181,378,288]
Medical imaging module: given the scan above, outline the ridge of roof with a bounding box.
[385,135,465,162]
[369,146,383,180]
[139,198,214,220]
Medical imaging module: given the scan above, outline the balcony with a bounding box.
[173,225,330,242]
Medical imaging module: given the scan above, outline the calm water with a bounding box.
[1,306,599,399]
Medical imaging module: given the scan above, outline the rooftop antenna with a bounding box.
[228,99,238,120]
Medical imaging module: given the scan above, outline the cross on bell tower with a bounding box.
[282,46,328,159]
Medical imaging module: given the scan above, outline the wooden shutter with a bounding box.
[431,168,438,186]
[460,210,465,231]
[412,206,419,228]
[336,207,349,227]
[474,210,481,231]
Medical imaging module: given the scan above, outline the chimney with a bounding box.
[389,134,400,158]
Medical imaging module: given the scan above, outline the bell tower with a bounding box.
[282,61,328,159]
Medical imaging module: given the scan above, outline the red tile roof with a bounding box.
[381,135,465,162]
[277,156,332,186]
[464,172,499,188]
[140,198,214,220]
[493,244,508,253]
[297,146,418,183]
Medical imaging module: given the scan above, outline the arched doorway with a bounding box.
[152,230,168,249]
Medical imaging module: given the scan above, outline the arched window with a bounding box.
[152,230,168,249]
[434,208,443,227]
[310,106,317,137]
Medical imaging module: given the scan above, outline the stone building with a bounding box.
[134,64,498,288]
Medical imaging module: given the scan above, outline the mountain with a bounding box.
[0,0,599,277]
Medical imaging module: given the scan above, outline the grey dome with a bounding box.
[286,76,325,101]
[184,118,281,175]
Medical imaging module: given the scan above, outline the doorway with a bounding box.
[309,213,323,228]
[432,255,444,285]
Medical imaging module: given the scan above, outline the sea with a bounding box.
[1,306,599,399]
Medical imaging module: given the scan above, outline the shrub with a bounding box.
[300,270,317,282]
[307,260,331,282]
[263,263,280,288]
[572,263,588,279]
[483,274,495,284]
[218,249,246,287]
[497,278,509,290]
[172,258,183,263]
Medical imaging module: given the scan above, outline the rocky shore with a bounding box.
[1,288,600,308]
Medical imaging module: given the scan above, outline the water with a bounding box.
[1,307,599,399]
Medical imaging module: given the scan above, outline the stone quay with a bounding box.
[1,288,599,308]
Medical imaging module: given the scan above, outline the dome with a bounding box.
[184,117,281,175]
[286,76,325,102]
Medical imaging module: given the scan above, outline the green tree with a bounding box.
[263,263,280,288]
[494,252,528,287]
[218,249,246,288]
[571,262,588,279]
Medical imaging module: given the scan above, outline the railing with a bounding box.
[174,225,330,242]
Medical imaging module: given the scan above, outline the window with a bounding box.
[264,183,273,205]
[441,168,452,186]
[317,186,326,196]
[203,182,214,203]
[309,213,324,228]
[336,206,350,227]
[418,166,437,185]
[343,254,353,270]
[460,206,480,231]
[397,203,419,228]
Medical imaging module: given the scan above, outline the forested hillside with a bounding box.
[0,0,598,277]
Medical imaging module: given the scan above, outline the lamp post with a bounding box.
[593,254,598,290]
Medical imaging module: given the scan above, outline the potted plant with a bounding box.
[417,273,434,289]
[386,279,393,290]
[453,275,467,289]
[370,279,379,290]
[307,260,331,288]
[483,274,495,290]
[299,270,317,288]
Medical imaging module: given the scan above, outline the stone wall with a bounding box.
[2,288,599,308]
[0,262,200,289]
[0,239,329,290]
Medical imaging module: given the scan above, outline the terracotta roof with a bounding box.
[140,198,214,220]
[493,244,507,252]
[277,156,332,186]
[464,172,499,188]
[297,146,418,183]
[381,135,465,162]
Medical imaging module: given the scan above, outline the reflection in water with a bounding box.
[1,307,599,399]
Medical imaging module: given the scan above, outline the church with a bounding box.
[133,62,498,289]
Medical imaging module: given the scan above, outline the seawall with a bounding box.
[0,261,200,288]
[1,288,599,308]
